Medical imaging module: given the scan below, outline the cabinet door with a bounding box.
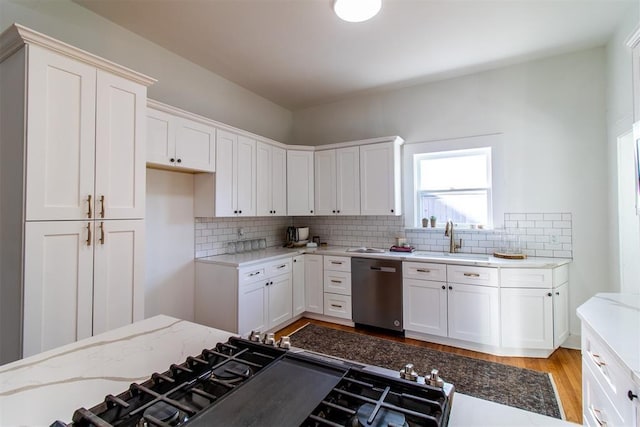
[175,117,215,172]
[287,150,315,216]
[26,45,96,221]
[360,142,400,215]
[92,219,145,335]
[146,108,176,166]
[214,130,236,217]
[95,70,146,220]
[271,145,287,216]
[235,135,257,216]
[304,254,324,314]
[335,146,360,215]
[500,288,553,349]
[314,150,336,215]
[23,221,94,357]
[268,273,293,329]
[448,283,499,346]
[403,279,447,337]
[256,141,273,216]
[238,281,268,336]
[292,255,305,316]
[553,282,569,347]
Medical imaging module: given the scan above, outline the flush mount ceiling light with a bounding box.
[334,0,382,23]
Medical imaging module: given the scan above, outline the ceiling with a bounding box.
[75,0,635,110]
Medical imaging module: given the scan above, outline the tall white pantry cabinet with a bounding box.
[0,24,155,364]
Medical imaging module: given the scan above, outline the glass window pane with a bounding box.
[418,191,488,225]
[418,153,488,190]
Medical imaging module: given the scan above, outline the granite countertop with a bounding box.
[196,245,571,269]
[576,293,640,385]
[0,316,577,426]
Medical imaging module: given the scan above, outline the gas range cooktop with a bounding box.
[51,332,454,427]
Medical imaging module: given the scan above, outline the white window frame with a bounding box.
[403,134,504,230]
[414,147,493,228]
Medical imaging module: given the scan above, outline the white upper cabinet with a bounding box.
[360,141,402,216]
[147,101,216,173]
[195,130,256,217]
[315,147,360,215]
[26,45,147,221]
[287,150,315,216]
[256,141,286,216]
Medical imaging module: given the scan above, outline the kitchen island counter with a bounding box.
[0,316,577,426]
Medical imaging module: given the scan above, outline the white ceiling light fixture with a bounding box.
[334,0,382,23]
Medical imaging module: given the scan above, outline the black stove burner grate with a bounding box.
[303,370,450,427]
[65,337,287,427]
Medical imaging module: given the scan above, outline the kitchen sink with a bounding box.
[413,251,491,261]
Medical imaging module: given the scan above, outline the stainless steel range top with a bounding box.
[51,332,454,427]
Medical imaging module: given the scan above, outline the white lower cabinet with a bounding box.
[304,254,324,314]
[581,324,639,427]
[447,283,500,346]
[195,257,293,337]
[324,293,352,319]
[23,219,144,357]
[323,256,352,320]
[292,255,305,316]
[403,278,447,337]
[500,288,553,349]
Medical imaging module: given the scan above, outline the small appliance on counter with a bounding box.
[390,245,415,253]
[285,226,309,247]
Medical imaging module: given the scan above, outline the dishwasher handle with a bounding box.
[370,266,397,273]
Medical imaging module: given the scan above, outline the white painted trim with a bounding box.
[0,23,156,86]
[314,135,404,151]
[560,334,581,350]
[626,25,640,48]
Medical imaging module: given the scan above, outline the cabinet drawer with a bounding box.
[324,256,351,272]
[239,265,267,286]
[447,265,498,287]
[582,324,637,411]
[403,262,446,282]
[500,268,552,288]
[266,258,292,276]
[324,271,351,295]
[323,293,352,319]
[583,360,628,427]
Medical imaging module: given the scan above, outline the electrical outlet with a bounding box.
[238,227,245,237]
[550,235,558,244]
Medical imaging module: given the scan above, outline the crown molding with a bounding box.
[0,23,156,86]
[626,24,640,48]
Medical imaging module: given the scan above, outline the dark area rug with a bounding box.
[290,323,562,419]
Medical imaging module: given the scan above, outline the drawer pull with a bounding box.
[331,261,343,265]
[330,304,343,309]
[249,271,261,277]
[590,407,607,426]
[416,269,431,273]
[331,280,342,284]
[277,264,287,269]
[591,353,607,367]
[463,273,480,277]
[628,390,638,401]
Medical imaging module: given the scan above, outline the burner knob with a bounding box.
[248,330,262,342]
[278,336,291,349]
[263,333,276,346]
[400,363,418,381]
[428,369,444,387]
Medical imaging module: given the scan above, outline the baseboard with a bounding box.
[560,333,581,350]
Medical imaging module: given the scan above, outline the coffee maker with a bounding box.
[286,226,309,246]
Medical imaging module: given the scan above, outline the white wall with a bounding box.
[292,48,609,340]
[145,169,195,321]
[0,0,293,143]
[605,8,640,294]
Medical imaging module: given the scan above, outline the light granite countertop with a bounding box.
[196,245,571,268]
[577,293,640,386]
[0,316,577,426]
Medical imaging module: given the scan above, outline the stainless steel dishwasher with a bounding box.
[351,257,403,332]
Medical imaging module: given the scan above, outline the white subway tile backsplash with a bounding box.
[544,213,562,220]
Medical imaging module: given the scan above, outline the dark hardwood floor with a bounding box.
[276,318,583,424]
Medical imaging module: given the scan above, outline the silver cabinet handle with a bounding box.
[331,261,343,265]
[330,280,342,284]
[249,271,261,277]
[591,353,606,367]
[330,304,343,309]
[86,222,92,246]
[590,406,607,426]
[416,269,431,273]
[463,272,480,277]
[277,264,287,269]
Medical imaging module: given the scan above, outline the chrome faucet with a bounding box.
[444,220,462,253]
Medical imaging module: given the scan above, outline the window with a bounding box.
[414,147,492,227]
